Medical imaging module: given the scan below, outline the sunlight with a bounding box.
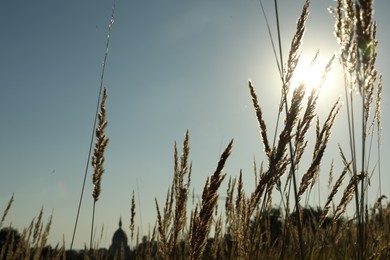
[290,53,335,96]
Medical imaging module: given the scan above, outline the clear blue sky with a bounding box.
[1,0,389,250]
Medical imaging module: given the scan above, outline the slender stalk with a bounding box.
[258,0,285,152]
[274,0,306,259]
[70,1,115,250]
[343,67,361,258]
[360,82,366,259]
[283,101,304,260]
[274,0,284,76]
[272,0,285,150]
[334,0,379,258]
[90,202,96,249]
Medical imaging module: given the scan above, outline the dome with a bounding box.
[110,218,128,252]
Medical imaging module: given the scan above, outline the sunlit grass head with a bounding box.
[290,52,336,97]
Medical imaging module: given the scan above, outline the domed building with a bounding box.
[108,218,131,258]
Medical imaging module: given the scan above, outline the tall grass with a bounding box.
[0,0,387,259]
[330,0,382,258]
[90,87,109,249]
[69,0,115,251]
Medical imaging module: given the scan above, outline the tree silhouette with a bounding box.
[0,227,21,257]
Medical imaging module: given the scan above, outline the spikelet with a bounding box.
[31,212,52,260]
[92,88,109,202]
[320,162,350,226]
[298,99,341,199]
[235,171,244,219]
[210,216,223,259]
[283,0,310,95]
[333,174,360,222]
[356,0,376,71]
[130,190,136,241]
[0,193,14,229]
[225,176,235,226]
[155,198,169,259]
[189,140,233,260]
[293,54,335,168]
[33,207,44,246]
[13,227,29,259]
[248,80,271,158]
[275,83,305,166]
[165,186,174,233]
[374,75,382,130]
[171,131,191,250]
[249,168,273,216]
[327,160,334,190]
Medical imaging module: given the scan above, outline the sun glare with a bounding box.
[290,54,334,96]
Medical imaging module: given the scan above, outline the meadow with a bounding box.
[1,0,389,259]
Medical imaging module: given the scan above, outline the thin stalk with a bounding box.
[274,0,284,76]
[70,1,115,250]
[258,1,292,254]
[340,48,361,257]
[258,0,282,77]
[284,101,304,260]
[274,0,304,259]
[272,0,285,149]
[377,129,382,197]
[360,84,366,260]
[258,0,284,150]
[343,68,361,257]
[90,202,96,249]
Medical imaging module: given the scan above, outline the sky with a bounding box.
[1,0,390,250]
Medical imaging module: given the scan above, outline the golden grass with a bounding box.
[90,87,109,250]
[92,87,109,203]
[189,139,233,260]
[0,0,387,259]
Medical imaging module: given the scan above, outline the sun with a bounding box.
[290,54,335,96]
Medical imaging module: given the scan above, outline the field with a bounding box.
[1,0,388,259]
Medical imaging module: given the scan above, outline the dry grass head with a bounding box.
[189,139,233,260]
[248,80,271,158]
[155,198,169,259]
[33,207,44,246]
[298,99,341,200]
[333,174,360,222]
[0,209,58,260]
[320,162,351,226]
[248,81,306,215]
[282,0,310,98]
[171,130,192,248]
[130,190,136,241]
[154,131,193,258]
[92,87,109,202]
[0,194,14,229]
[1,0,387,259]
[225,176,236,227]
[293,54,335,169]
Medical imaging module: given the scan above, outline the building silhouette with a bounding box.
[108,217,131,258]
